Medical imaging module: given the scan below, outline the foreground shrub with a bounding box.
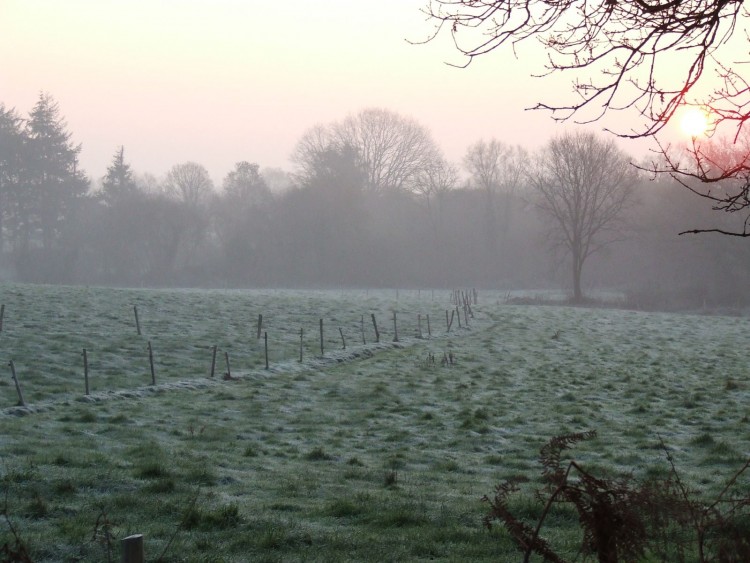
[484,431,750,562]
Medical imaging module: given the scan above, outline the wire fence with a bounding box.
[0,287,479,408]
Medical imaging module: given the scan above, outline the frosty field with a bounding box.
[1,284,749,562]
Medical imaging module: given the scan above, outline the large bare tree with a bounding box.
[422,0,750,235]
[164,162,214,208]
[464,139,526,265]
[530,131,636,301]
[292,108,442,195]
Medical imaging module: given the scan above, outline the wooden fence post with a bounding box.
[256,314,263,340]
[83,349,89,395]
[392,311,399,342]
[147,341,155,385]
[427,314,431,337]
[133,305,141,336]
[360,315,366,345]
[209,345,217,378]
[371,314,380,343]
[224,351,231,379]
[0,303,4,333]
[264,332,269,369]
[319,319,324,356]
[339,327,346,350]
[8,360,25,407]
[456,306,462,329]
[417,314,423,339]
[121,534,144,563]
[299,328,304,363]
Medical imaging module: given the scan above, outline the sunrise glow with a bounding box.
[680,107,709,137]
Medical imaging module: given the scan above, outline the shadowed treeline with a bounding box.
[2,96,749,310]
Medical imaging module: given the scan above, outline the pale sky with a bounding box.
[1,0,674,184]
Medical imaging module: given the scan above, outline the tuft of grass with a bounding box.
[143,478,176,494]
[325,498,366,518]
[304,446,332,461]
[691,432,715,447]
[384,470,398,488]
[136,461,170,479]
[53,479,77,494]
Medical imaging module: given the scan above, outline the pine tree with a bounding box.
[24,92,88,251]
[0,104,26,255]
[101,146,137,205]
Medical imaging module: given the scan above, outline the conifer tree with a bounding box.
[101,146,138,205]
[0,104,26,255]
[24,92,88,251]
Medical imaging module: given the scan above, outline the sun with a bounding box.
[680,108,709,137]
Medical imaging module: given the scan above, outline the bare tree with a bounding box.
[337,108,441,194]
[162,162,215,272]
[164,162,214,208]
[292,108,442,195]
[422,0,750,235]
[658,134,750,236]
[464,139,526,263]
[529,131,637,301]
[291,124,335,183]
[413,154,458,207]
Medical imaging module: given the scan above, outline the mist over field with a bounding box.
[0,95,748,312]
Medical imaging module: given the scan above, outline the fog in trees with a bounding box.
[1,96,748,310]
[529,132,636,303]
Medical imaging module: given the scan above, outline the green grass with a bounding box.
[0,284,749,561]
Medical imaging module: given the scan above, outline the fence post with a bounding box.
[299,327,304,363]
[256,314,263,340]
[133,305,141,336]
[147,341,155,385]
[360,315,366,345]
[121,534,144,563]
[0,303,4,333]
[224,351,231,379]
[319,319,324,356]
[392,311,399,342]
[209,345,217,378]
[339,327,346,350]
[8,360,25,407]
[417,314,423,339]
[427,314,431,337]
[83,348,89,395]
[264,332,269,369]
[371,314,380,343]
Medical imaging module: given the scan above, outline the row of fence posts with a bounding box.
[119,293,474,563]
[3,295,477,406]
[451,288,478,307]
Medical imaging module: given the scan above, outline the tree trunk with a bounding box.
[572,249,583,303]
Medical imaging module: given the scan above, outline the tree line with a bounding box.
[1,93,749,309]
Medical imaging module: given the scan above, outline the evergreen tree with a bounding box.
[101,146,138,205]
[0,104,26,255]
[24,92,88,251]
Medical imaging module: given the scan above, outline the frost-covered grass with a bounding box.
[0,284,749,561]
